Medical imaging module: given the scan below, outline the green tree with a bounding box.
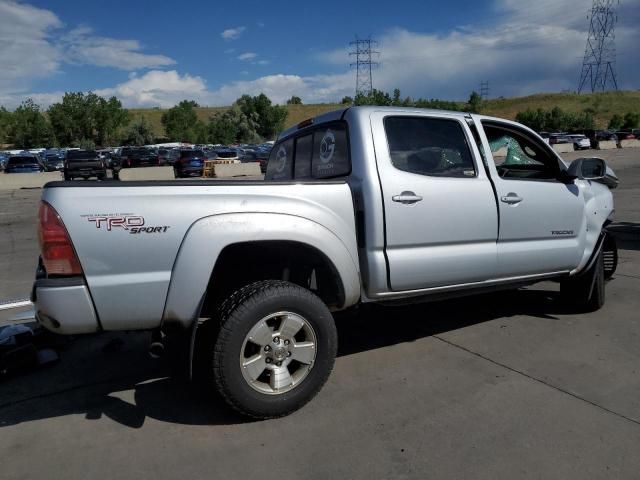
[95,96,129,146]
[161,100,199,142]
[10,99,53,148]
[194,120,210,144]
[341,96,353,105]
[209,105,261,144]
[622,112,640,129]
[608,114,623,130]
[355,89,392,106]
[236,94,287,139]
[515,108,548,131]
[0,107,12,145]
[392,88,402,106]
[465,91,483,114]
[121,116,155,146]
[286,95,302,105]
[48,92,128,147]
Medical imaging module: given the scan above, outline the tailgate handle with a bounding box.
[392,191,423,204]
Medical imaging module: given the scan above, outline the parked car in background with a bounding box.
[583,130,618,149]
[615,131,636,146]
[213,148,240,161]
[567,134,591,150]
[118,147,158,168]
[157,148,173,165]
[549,133,572,145]
[64,150,106,180]
[0,153,8,171]
[4,155,44,173]
[538,132,551,144]
[44,154,65,171]
[172,149,207,178]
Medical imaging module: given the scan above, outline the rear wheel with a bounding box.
[561,250,605,312]
[211,280,337,419]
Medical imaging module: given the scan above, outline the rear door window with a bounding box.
[384,117,476,178]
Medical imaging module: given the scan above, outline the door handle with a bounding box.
[392,191,423,204]
[501,193,523,204]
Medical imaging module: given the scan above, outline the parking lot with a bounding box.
[0,148,639,479]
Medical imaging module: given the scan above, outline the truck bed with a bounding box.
[41,180,359,331]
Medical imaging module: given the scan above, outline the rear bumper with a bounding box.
[177,167,203,176]
[32,277,100,334]
[66,168,106,177]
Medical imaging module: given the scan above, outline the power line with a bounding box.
[349,36,379,97]
[578,0,619,93]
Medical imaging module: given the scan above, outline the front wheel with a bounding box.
[212,280,337,419]
[561,250,605,312]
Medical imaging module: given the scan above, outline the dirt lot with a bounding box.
[1,150,639,479]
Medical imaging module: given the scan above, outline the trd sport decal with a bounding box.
[82,214,170,234]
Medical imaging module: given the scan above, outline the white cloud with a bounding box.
[237,52,258,61]
[61,27,175,70]
[3,0,640,110]
[318,0,640,99]
[0,1,176,102]
[0,1,62,91]
[221,26,246,41]
[94,70,209,108]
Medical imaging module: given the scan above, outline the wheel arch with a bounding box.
[161,212,360,329]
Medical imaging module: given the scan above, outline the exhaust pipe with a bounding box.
[148,341,165,359]
[148,329,166,359]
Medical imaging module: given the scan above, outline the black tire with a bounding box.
[561,251,605,312]
[212,280,337,419]
[64,174,72,181]
[603,233,618,280]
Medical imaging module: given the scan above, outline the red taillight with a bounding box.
[38,201,83,276]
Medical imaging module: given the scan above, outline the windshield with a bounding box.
[8,157,38,165]
[180,150,205,158]
[67,150,97,160]
[122,148,149,157]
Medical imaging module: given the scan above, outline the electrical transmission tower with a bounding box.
[480,80,490,100]
[578,0,619,93]
[349,36,379,97]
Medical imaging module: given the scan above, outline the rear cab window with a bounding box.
[266,121,350,181]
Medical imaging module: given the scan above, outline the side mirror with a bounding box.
[567,157,606,181]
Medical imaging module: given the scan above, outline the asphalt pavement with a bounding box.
[0,149,639,479]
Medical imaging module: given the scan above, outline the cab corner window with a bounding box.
[265,138,294,180]
[384,116,476,178]
[311,124,350,178]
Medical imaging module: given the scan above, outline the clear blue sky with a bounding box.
[1,0,638,108]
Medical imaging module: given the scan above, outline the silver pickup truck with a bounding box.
[33,107,618,418]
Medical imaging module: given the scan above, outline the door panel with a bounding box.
[371,112,499,291]
[475,118,587,277]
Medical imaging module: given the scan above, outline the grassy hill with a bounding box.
[130,91,640,139]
